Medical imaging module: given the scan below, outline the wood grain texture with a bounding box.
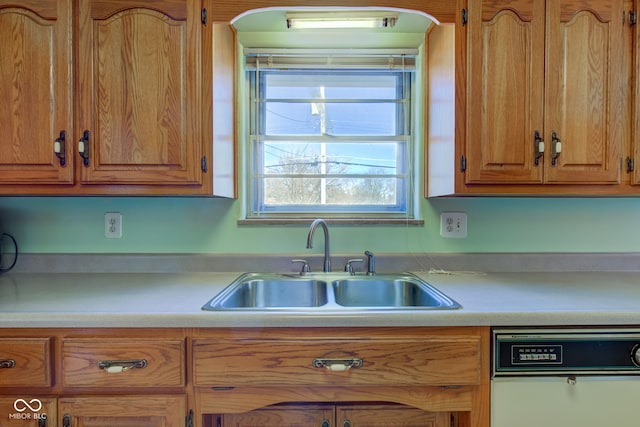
[58,395,186,427]
[0,325,489,427]
[337,404,450,427]
[62,338,185,387]
[544,0,623,184]
[0,338,51,387]
[197,385,474,414]
[221,403,451,427]
[194,336,481,387]
[466,0,545,184]
[461,0,625,191]
[0,0,74,185]
[223,404,334,426]
[77,0,202,185]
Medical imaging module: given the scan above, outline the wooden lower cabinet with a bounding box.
[0,396,56,427]
[195,327,489,427]
[337,404,450,427]
[59,395,186,427]
[0,396,186,427]
[0,327,489,427]
[213,403,449,427]
[217,403,334,427]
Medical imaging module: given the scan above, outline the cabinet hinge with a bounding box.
[201,155,208,173]
[461,8,468,26]
[201,8,208,25]
[629,11,637,26]
[186,409,194,427]
[460,155,467,172]
[627,157,635,173]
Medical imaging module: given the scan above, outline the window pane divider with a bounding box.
[259,98,406,103]
[251,136,408,142]
[253,173,407,179]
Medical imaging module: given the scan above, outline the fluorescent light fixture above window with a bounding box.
[286,12,397,29]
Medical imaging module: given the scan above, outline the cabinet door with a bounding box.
[221,404,334,427]
[466,0,546,184]
[59,395,185,427]
[337,404,449,427]
[0,397,56,427]
[76,0,202,186]
[0,0,74,186]
[544,0,624,184]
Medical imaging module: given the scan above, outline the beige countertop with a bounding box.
[1,270,639,328]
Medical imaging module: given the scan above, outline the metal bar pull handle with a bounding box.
[98,359,147,373]
[54,130,67,166]
[551,131,562,166]
[534,130,545,166]
[0,359,15,369]
[78,130,90,166]
[313,358,363,371]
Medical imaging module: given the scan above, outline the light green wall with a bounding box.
[1,196,637,254]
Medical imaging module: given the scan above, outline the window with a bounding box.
[246,50,416,219]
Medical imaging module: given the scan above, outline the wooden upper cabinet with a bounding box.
[76,0,203,186]
[466,0,545,184]
[465,0,624,187]
[0,0,238,195]
[0,0,74,185]
[543,1,624,184]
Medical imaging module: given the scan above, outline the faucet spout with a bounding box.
[306,218,331,272]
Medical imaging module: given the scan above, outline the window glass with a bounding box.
[247,57,414,217]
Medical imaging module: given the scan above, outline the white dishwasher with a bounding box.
[492,328,640,427]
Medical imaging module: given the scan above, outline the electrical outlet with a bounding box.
[440,212,467,238]
[104,212,122,238]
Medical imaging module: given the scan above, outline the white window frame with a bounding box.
[244,49,418,220]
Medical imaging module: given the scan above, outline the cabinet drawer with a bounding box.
[0,338,52,387]
[193,335,481,387]
[63,338,185,388]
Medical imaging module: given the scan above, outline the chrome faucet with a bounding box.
[306,218,331,272]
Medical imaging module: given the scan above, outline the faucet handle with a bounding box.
[364,251,376,275]
[292,259,311,275]
[344,259,364,275]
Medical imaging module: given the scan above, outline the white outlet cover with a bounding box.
[440,212,467,238]
[104,212,122,239]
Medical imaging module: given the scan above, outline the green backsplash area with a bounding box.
[0,196,637,254]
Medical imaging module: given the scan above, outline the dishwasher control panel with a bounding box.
[512,344,562,364]
[493,328,640,376]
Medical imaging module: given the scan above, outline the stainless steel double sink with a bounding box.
[202,272,461,311]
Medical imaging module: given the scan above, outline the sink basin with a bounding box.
[202,272,461,311]
[203,274,328,309]
[332,276,460,309]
